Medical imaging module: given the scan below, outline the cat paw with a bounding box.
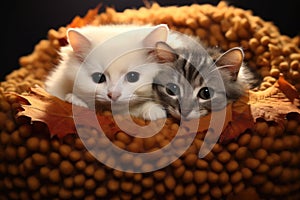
[65,93,88,108]
[144,105,166,121]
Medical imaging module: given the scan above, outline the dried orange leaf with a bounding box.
[249,75,300,127]
[6,86,120,138]
[276,75,300,104]
[220,94,254,143]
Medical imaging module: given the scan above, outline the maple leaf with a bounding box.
[249,75,300,127]
[6,86,120,138]
[220,94,254,143]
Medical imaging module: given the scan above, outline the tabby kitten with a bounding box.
[151,36,255,120]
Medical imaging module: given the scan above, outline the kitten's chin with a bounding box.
[93,101,111,112]
[93,99,136,114]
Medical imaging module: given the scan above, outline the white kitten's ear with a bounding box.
[154,42,177,63]
[67,28,91,60]
[215,47,244,81]
[143,24,169,47]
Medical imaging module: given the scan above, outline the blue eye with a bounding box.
[126,71,140,83]
[198,87,214,100]
[92,72,106,84]
[166,83,180,96]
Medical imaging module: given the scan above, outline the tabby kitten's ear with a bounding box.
[215,47,244,81]
[153,41,177,63]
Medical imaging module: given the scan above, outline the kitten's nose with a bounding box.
[107,91,121,101]
[180,110,191,119]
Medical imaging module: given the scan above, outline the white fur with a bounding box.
[45,24,169,120]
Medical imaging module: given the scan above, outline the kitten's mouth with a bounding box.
[180,110,192,119]
[168,107,181,119]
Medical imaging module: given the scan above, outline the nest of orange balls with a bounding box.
[0,2,300,200]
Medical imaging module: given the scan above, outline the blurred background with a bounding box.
[2,0,299,81]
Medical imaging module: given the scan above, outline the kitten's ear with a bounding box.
[215,47,244,81]
[67,28,91,60]
[143,24,169,47]
[154,42,177,63]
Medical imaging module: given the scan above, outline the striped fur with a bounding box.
[152,38,254,119]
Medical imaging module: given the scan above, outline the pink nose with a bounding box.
[107,91,121,101]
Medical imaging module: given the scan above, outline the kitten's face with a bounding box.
[153,41,244,120]
[73,49,162,111]
[154,60,227,119]
[69,24,169,111]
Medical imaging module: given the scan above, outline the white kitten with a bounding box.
[45,24,169,120]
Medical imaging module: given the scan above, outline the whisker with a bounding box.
[215,65,235,70]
